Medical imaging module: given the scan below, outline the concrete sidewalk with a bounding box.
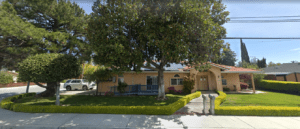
[1,108,300,129]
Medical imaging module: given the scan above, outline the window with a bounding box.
[118,75,124,83]
[174,74,180,77]
[66,80,71,83]
[222,79,227,85]
[147,76,158,85]
[71,80,79,83]
[171,78,183,85]
[82,79,87,83]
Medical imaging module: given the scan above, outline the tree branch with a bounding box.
[34,82,47,88]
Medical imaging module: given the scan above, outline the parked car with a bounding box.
[63,79,91,91]
[88,81,96,89]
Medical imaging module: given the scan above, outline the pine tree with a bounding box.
[240,39,250,63]
[219,45,237,66]
[0,0,92,70]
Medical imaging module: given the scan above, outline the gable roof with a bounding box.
[264,63,300,75]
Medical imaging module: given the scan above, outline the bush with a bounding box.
[104,91,114,96]
[240,82,249,89]
[183,76,195,94]
[0,72,14,84]
[223,87,230,91]
[257,80,300,95]
[117,82,128,94]
[61,79,68,83]
[168,87,175,94]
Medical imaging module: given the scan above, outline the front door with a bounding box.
[198,76,209,90]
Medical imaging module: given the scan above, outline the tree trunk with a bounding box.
[35,82,56,97]
[96,81,99,96]
[26,81,30,93]
[55,82,60,105]
[157,70,166,99]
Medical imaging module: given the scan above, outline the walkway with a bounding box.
[173,91,219,115]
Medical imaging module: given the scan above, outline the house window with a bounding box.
[118,74,124,83]
[147,76,158,85]
[222,79,227,85]
[171,78,183,85]
[174,74,180,77]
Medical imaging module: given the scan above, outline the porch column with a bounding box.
[251,73,255,94]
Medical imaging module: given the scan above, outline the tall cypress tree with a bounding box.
[240,39,250,63]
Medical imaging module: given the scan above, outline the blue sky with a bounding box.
[73,0,300,65]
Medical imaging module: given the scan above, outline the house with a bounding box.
[97,62,262,94]
[263,63,300,82]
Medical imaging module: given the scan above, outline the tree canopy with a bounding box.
[219,45,237,66]
[0,0,92,70]
[87,0,229,99]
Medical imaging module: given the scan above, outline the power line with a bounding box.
[228,20,300,23]
[229,15,300,19]
[224,37,300,39]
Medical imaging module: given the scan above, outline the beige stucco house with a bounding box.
[97,62,262,94]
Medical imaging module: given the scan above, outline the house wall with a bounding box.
[286,74,297,82]
[297,73,300,82]
[276,76,285,81]
[97,72,189,93]
[221,73,241,91]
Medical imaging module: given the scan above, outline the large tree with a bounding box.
[219,45,237,66]
[0,0,92,70]
[257,57,266,68]
[87,0,229,99]
[18,53,82,98]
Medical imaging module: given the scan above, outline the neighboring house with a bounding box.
[97,62,262,94]
[263,63,300,82]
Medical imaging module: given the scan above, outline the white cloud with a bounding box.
[291,48,300,51]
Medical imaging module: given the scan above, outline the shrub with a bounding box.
[240,82,249,89]
[176,90,183,94]
[117,82,128,94]
[223,87,230,91]
[104,91,114,96]
[257,80,300,95]
[168,87,175,94]
[183,76,195,94]
[0,72,14,84]
[2,91,202,115]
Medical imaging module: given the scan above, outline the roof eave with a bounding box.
[221,71,263,74]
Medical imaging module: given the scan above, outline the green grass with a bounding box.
[15,94,185,106]
[220,90,300,107]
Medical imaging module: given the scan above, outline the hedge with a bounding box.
[256,80,300,95]
[1,91,201,115]
[214,91,300,116]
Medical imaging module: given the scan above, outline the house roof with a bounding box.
[264,63,300,74]
[140,61,262,73]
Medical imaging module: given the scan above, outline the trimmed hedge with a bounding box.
[0,93,36,110]
[256,80,300,95]
[1,92,201,115]
[214,91,300,116]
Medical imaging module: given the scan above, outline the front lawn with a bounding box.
[220,90,300,107]
[15,94,185,106]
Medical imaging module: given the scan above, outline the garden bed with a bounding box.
[1,91,201,115]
